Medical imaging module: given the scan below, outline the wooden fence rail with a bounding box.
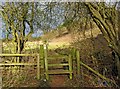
[0,53,40,80]
[0,54,37,56]
[76,50,117,86]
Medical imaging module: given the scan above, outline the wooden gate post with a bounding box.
[44,44,49,80]
[37,54,40,80]
[40,45,44,68]
[69,54,72,79]
[76,50,80,75]
[71,48,76,60]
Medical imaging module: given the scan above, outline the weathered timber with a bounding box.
[40,45,44,58]
[76,50,80,75]
[80,61,116,84]
[37,54,40,80]
[0,54,38,57]
[0,63,35,66]
[47,56,68,60]
[69,54,72,79]
[48,63,69,67]
[44,44,49,80]
[0,53,40,80]
[46,70,73,74]
[40,45,44,69]
[71,48,76,60]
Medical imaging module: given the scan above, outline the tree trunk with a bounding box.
[85,3,120,80]
[115,54,120,78]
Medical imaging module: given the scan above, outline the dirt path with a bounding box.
[49,75,67,87]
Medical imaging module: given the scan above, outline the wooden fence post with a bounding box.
[40,45,44,58]
[37,54,40,80]
[69,54,72,79]
[71,48,76,60]
[40,45,44,68]
[44,44,49,80]
[76,50,80,75]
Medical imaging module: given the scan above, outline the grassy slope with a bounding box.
[3,27,101,52]
[39,27,101,49]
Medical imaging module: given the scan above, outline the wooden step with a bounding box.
[48,63,69,67]
[46,70,73,74]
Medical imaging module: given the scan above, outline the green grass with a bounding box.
[48,42,70,49]
[3,41,70,53]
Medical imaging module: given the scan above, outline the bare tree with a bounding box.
[0,2,34,54]
[85,2,120,80]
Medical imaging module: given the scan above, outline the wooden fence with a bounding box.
[0,44,73,81]
[0,44,117,87]
[76,50,117,86]
[0,53,40,80]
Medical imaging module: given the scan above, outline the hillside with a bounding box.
[27,27,102,49]
[2,26,102,51]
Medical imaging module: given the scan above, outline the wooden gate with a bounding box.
[41,44,73,80]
